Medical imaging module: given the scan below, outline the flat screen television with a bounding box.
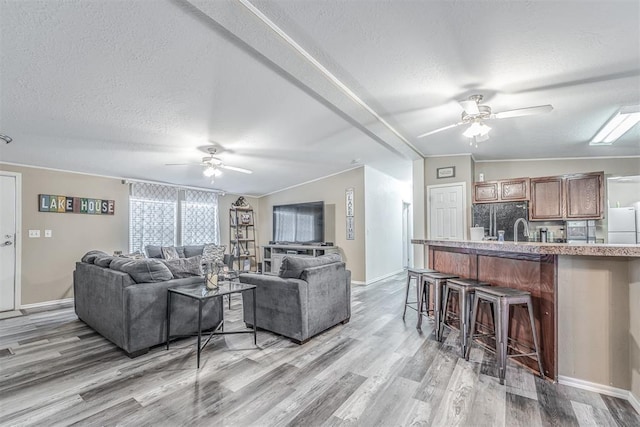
[273,201,324,244]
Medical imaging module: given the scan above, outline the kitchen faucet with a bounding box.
[514,218,529,243]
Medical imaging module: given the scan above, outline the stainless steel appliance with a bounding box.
[566,220,597,243]
[607,207,637,244]
[472,202,529,241]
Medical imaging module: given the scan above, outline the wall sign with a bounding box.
[38,194,115,215]
[346,188,354,240]
[437,166,455,179]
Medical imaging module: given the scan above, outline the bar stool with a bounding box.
[418,272,458,338]
[403,268,436,321]
[466,286,543,385]
[439,278,489,356]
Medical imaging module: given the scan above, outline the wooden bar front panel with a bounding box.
[428,245,556,380]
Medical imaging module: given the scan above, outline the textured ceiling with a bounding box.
[1,0,638,196]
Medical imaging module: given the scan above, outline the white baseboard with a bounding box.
[629,390,640,415]
[364,269,405,286]
[21,298,74,310]
[558,375,639,411]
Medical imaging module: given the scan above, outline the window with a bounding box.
[129,182,219,253]
[181,190,220,246]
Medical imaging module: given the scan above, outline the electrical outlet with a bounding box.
[29,229,41,238]
[45,229,52,238]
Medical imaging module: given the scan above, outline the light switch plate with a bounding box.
[29,229,40,238]
[45,230,52,238]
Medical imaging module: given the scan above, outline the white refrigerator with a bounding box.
[607,207,637,244]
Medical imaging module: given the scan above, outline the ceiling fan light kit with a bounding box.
[166,146,253,181]
[590,105,640,145]
[417,94,554,145]
[462,121,492,138]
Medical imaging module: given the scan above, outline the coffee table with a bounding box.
[166,281,257,368]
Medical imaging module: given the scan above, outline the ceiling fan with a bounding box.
[166,147,252,181]
[417,95,553,146]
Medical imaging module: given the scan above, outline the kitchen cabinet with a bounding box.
[565,172,604,219]
[473,178,529,203]
[529,172,604,221]
[530,177,564,220]
[473,182,498,203]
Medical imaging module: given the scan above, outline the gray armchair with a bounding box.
[239,254,351,344]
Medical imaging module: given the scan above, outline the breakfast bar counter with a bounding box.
[411,239,640,402]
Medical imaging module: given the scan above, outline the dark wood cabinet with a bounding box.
[473,178,529,203]
[530,172,604,221]
[530,177,564,220]
[565,172,604,219]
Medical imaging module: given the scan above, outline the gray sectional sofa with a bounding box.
[239,254,351,344]
[73,249,223,357]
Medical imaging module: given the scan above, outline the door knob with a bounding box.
[2,241,12,247]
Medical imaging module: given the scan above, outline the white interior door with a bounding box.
[428,183,466,240]
[1,175,17,311]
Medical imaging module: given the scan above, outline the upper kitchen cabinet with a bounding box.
[530,176,564,220]
[530,172,604,221]
[565,172,604,219]
[473,178,529,203]
[473,181,499,203]
[500,178,530,201]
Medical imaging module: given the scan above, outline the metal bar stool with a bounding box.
[439,278,489,356]
[403,268,436,321]
[418,272,458,338]
[466,286,543,385]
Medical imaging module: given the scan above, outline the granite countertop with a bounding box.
[411,239,640,257]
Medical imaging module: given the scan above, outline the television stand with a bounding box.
[262,244,339,275]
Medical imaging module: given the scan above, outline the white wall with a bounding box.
[256,168,366,282]
[412,159,426,268]
[364,166,409,283]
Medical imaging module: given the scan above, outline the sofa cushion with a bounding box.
[161,255,203,279]
[109,259,173,283]
[161,246,180,260]
[202,244,225,265]
[279,253,343,279]
[81,250,109,264]
[183,245,205,258]
[94,255,116,268]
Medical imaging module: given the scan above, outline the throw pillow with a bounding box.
[110,259,173,283]
[161,255,203,279]
[81,250,109,264]
[183,245,205,258]
[161,246,180,260]
[145,245,163,259]
[279,253,343,279]
[202,244,225,265]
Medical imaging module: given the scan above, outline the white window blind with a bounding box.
[129,183,178,253]
[129,182,220,253]
[181,190,220,246]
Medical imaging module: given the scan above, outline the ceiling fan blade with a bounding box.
[417,122,463,138]
[493,104,553,119]
[220,164,253,174]
[459,100,480,115]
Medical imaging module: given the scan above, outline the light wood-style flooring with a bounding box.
[1,273,638,426]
